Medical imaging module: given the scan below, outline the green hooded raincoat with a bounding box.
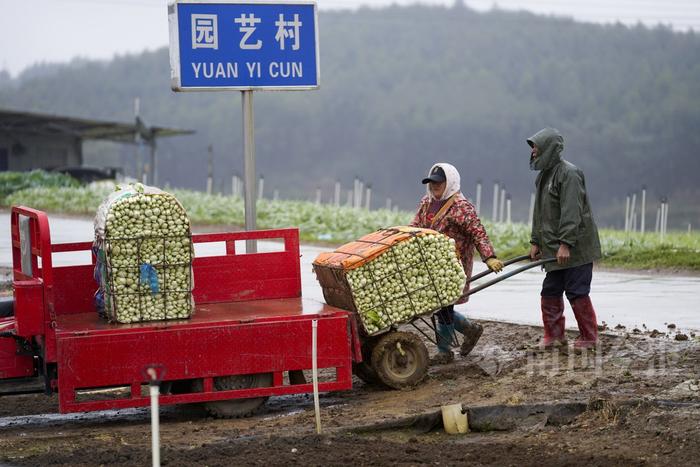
[528,128,602,272]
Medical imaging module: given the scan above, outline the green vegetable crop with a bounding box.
[97,183,194,324]
[346,233,466,334]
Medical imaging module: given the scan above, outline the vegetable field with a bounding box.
[0,170,79,204]
[4,184,700,271]
[4,184,412,243]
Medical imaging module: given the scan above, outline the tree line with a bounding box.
[1,3,699,227]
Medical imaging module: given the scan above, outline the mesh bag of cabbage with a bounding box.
[313,226,466,335]
[93,183,195,324]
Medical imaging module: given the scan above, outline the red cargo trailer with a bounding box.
[0,206,361,417]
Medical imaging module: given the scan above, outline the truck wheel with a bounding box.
[193,373,273,418]
[167,380,193,394]
[371,331,428,390]
[353,361,380,385]
[353,337,380,385]
[0,297,14,318]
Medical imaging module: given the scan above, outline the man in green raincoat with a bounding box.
[527,127,602,351]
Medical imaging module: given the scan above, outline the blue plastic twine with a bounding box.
[139,263,160,294]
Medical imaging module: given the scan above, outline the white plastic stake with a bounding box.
[145,368,161,467]
[358,180,364,209]
[660,201,668,241]
[365,186,372,210]
[475,180,482,215]
[660,203,666,240]
[206,145,214,195]
[258,175,264,200]
[499,187,506,223]
[311,319,322,434]
[492,181,499,222]
[655,205,661,233]
[232,175,242,198]
[150,384,160,467]
[663,201,669,237]
[629,193,637,231]
[334,181,341,206]
[506,196,512,225]
[353,177,359,208]
[625,195,630,232]
[315,187,322,204]
[528,192,535,227]
[640,187,647,233]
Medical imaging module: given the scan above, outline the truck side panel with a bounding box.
[0,320,35,379]
[56,313,353,413]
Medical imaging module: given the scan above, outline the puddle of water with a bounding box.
[0,407,149,429]
[262,408,306,421]
[0,394,344,429]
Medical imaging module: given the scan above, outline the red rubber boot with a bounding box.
[570,295,598,350]
[541,296,566,348]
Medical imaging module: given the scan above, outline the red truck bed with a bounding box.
[6,207,360,414]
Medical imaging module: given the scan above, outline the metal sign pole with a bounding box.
[242,90,257,253]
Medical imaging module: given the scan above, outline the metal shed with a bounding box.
[0,108,194,184]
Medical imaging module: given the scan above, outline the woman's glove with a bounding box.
[485,257,504,273]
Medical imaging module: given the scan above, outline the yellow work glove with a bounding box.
[485,257,504,273]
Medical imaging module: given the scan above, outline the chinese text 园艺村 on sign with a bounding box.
[169,1,319,91]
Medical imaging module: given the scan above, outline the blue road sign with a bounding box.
[168,1,319,91]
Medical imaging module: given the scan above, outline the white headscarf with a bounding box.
[426,162,461,201]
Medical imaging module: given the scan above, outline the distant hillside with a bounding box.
[1,4,699,228]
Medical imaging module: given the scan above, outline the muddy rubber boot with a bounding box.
[540,295,567,349]
[453,313,483,357]
[430,323,455,364]
[570,295,598,352]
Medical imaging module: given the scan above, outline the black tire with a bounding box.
[353,337,381,385]
[192,373,273,418]
[353,361,380,385]
[167,380,195,394]
[371,331,429,390]
[0,297,14,318]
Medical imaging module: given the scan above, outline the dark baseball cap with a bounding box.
[422,166,446,184]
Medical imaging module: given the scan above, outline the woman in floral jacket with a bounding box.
[411,163,503,364]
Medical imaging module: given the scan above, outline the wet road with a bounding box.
[2,211,698,332]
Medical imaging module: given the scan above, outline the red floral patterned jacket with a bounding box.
[410,193,496,304]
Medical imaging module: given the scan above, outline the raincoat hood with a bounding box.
[528,127,564,171]
[426,163,461,201]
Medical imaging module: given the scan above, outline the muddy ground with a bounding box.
[1,321,699,466]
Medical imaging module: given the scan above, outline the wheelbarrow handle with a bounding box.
[468,254,531,283]
[465,257,557,297]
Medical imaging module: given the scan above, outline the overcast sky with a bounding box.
[1,0,698,77]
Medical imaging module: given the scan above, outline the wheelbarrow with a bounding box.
[353,254,557,389]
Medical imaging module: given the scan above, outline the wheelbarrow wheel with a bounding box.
[192,373,273,418]
[371,331,428,389]
[353,336,381,385]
